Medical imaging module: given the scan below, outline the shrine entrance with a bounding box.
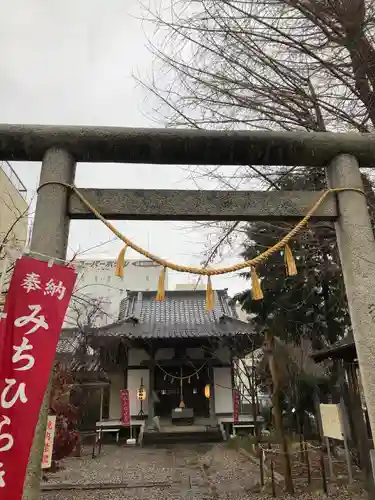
[154,364,210,419]
[15,124,375,494]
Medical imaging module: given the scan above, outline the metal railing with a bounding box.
[0,160,27,199]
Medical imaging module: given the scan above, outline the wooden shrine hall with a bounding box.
[59,288,257,444]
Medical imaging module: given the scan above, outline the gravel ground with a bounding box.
[41,443,367,500]
[41,443,259,499]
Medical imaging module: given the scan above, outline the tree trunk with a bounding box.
[265,331,294,494]
[251,350,260,439]
[271,391,294,494]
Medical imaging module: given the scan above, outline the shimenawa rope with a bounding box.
[37,182,364,309]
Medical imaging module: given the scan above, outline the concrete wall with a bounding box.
[186,347,204,359]
[0,164,28,249]
[175,283,205,291]
[214,367,233,414]
[155,348,175,360]
[215,347,231,363]
[108,372,123,420]
[0,165,28,310]
[151,346,231,362]
[108,369,150,418]
[128,348,150,365]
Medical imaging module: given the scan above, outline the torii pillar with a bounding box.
[22,149,75,500]
[327,154,375,488]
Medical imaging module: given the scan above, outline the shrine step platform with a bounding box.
[142,425,223,446]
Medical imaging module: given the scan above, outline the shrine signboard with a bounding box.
[320,403,344,441]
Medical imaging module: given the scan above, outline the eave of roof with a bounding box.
[60,314,255,340]
[311,333,356,362]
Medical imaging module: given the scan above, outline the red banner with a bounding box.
[233,390,240,424]
[120,389,130,426]
[0,257,76,499]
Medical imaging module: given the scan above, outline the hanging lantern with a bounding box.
[137,387,147,401]
[204,384,210,399]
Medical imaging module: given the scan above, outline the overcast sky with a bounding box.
[0,0,247,297]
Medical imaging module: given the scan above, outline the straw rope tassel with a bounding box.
[156,267,167,301]
[284,244,297,277]
[115,245,128,278]
[251,267,263,300]
[36,183,365,277]
[206,276,214,311]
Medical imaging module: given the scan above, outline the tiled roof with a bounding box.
[311,332,355,362]
[116,289,254,339]
[60,289,255,341]
[56,331,82,355]
[55,331,96,355]
[55,331,102,372]
[118,289,237,324]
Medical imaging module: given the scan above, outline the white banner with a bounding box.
[42,415,57,469]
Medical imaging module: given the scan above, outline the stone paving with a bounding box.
[41,442,260,500]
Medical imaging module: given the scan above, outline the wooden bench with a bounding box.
[95,420,145,452]
[75,430,97,458]
[96,425,121,443]
[94,420,124,454]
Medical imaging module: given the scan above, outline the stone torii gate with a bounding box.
[2,125,375,498]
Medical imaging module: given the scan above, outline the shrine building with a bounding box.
[58,288,257,444]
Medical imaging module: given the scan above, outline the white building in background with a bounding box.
[64,259,168,328]
[0,161,28,310]
[236,350,272,411]
[175,283,205,291]
[235,304,248,322]
[175,273,206,291]
[0,161,28,250]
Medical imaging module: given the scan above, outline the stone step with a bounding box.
[160,425,208,433]
[142,429,223,446]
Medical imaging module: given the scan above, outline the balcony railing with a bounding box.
[0,160,27,199]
